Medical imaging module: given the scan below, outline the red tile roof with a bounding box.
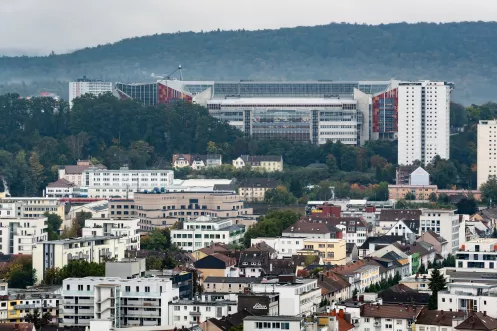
[360,303,423,319]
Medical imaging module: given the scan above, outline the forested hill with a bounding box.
[2,22,497,103]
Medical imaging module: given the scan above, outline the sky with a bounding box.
[1,0,496,55]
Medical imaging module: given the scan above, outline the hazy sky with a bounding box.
[1,0,496,55]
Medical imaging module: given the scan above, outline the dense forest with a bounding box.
[2,22,497,103]
[0,92,494,200]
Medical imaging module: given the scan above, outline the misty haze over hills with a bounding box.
[1,22,497,104]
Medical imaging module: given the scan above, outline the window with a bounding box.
[281,323,290,330]
[174,306,180,311]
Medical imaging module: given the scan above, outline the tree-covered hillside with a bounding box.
[2,22,497,103]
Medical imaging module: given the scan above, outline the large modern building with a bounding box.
[0,197,65,219]
[397,81,453,166]
[477,119,497,189]
[69,77,113,109]
[0,217,47,255]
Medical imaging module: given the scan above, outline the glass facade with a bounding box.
[251,109,313,141]
[372,88,398,135]
[115,83,158,106]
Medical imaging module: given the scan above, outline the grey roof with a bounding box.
[346,243,357,254]
[239,178,278,188]
[41,235,120,245]
[240,155,282,163]
[204,277,262,284]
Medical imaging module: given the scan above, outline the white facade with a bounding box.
[0,197,65,219]
[250,237,305,258]
[82,218,140,250]
[477,120,497,189]
[171,300,237,327]
[410,167,430,185]
[33,236,133,284]
[243,316,304,331]
[420,210,460,254]
[251,279,321,316]
[398,81,452,166]
[0,217,47,255]
[83,167,174,199]
[171,216,245,252]
[438,282,497,318]
[456,238,497,271]
[69,80,113,109]
[61,277,179,327]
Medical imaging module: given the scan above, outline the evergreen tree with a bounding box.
[428,268,447,310]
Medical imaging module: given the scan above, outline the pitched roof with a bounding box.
[239,178,278,188]
[360,303,423,319]
[380,209,422,223]
[455,312,497,330]
[208,309,254,331]
[318,273,351,294]
[360,235,405,250]
[415,309,466,326]
[47,178,76,188]
[282,221,331,235]
[198,243,230,256]
[244,242,277,254]
[379,286,430,305]
[421,231,448,244]
[393,242,431,257]
[204,277,262,284]
[346,243,357,254]
[319,310,354,331]
[195,253,236,268]
[63,163,106,174]
[238,250,271,268]
[0,323,34,331]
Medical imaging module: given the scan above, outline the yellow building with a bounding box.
[232,155,283,172]
[297,238,346,265]
[238,178,278,202]
[388,185,437,200]
[0,197,65,219]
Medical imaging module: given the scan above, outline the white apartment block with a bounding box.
[0,217,47,255]
[82,218,140,250]
[398,81,453,166]
[171,300,237,327]
[420,209,460,254]
[69,79,113,109]
[83,167,174,199]
[33,236,133,284]
[477,119,497,189]
[5,286,61,324]
[0,197,65,219]
[438,282,497,318]
[61,277,179,328]
[456,238,497,271]
[244,316,304,331]
[251,279,321,316]
[171,216,245,252]
[250,237,305,258]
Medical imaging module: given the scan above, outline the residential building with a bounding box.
[378,284,430,305]
[83,167,174,199]
[171,216,245,252]
[396,165,417,185]
[69,78,113,109]
[417,231,449,259]
[232,155,283,172]
[456,238,497,271]
[238,178,279,202]
[238,245,276,278]
[420,209,460,254]
[478,119,497,189]
[388,184,438,200]
[438,281,497,317]
[6,285,61,324]
[282,222,335,239]
[200,310,253,331]
[237,293,279,316]
[308,217,367,245]
[0,197,65,219]
[44,178,78,198]
[454,312,497,330]
[82,218,140,250]
[172,154,222,170]
[134,191,254,230]
[190,243,231,261]
[397,80,453,166]
[66,200,109,222]
[171,298,237,327]
[358,303,423,330]
[297,238,347,265]
[60,276,179,328]
[317,273,352,303]
[250,237,306,258]
[251,276,321,316]
[243,316,304,331]
[194,253,238,279]
[0,217,47,255]
[399,273,432,293]
[58,159,107,186]
[414,309,466,331]
[203,277,262,293]
[385,219,420,240]
[346,243,359,263]
[359,236,405,258]
[410,167,430,185]
[379,210,421,232]
[33,235,133,284]
[331,260,381,293]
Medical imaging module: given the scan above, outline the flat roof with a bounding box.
[41,235,122,245]
[208,98,356,105]
[244,316,303,321]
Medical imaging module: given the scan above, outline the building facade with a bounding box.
[69,78,113,109]
[134,191,253,230]
[171,216,245,252]
[0,198,65,219]
[420,210,460,254]
[61,277,178,328]
[82,218,140,250]
[0,217,47,255]
[238,178,279,202]
[397,81,453,166]
[477,119,497,189]
[33,236,134,284]
[456,238,497,271]
[232,155,284,172]
[298,238,347,265]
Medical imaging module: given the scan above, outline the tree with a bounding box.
[243,210,300,247]
[141,229,172,251]
[428,268,447,310]
[352,288,358,297]
[429,192,438,202]
[405,192,416,200]
[43,260,105,285]
[456,198,478,215]
[289,178,303,198]
[44,212,63,240]
[418,263,427,275]
[492,227,497,239]
[326,155,339,173]
[29,152,45,195]
[25,309,51,330]
[264,186,297,205]
[481,176,497,205]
